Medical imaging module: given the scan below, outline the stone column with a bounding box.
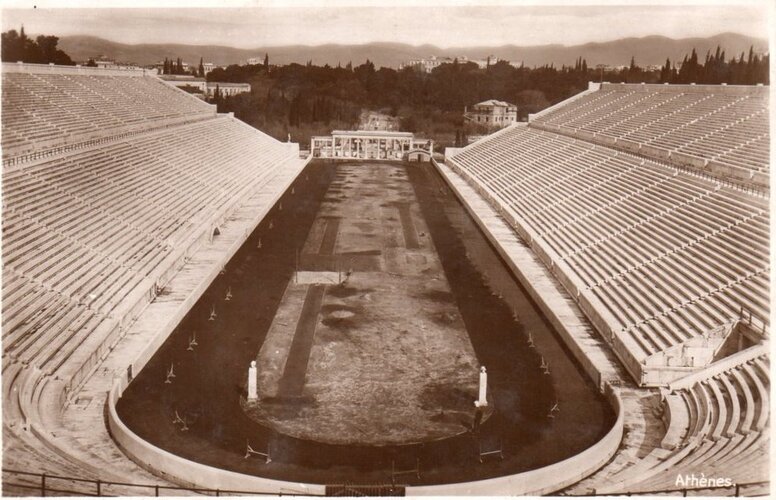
[248,361,258,401]
[475,366,488,407]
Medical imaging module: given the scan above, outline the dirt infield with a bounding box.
[245,164,481,445]
[117,160,614,486]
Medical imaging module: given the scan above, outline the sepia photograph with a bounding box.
[0,0,771,496]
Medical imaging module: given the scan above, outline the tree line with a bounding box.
[212,58,594,147]
[1,26,73,65]
[0,26,769,149]
[210,46,768,148]
[655,46,768,85]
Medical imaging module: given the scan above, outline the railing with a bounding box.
[599,81,770,95]
[738,307,769,337]
[2,111,216,168]
[2,469,323,497]
[529,121,770,196]
[2,61,147,76]
[575,479,770,497]
[325,483,406,496]
[6,470,765,497]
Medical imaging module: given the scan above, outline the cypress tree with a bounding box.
[660,58,670,83]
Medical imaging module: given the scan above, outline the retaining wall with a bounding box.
[408,385,623,496]
[105,158,625,496]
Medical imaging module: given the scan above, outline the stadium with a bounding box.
[1,59,770,497]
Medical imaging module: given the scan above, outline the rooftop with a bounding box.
[212,82,251,87]
[474,99,515,107]
[331,130,414,137]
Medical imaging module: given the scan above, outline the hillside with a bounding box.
[57,32,767,69]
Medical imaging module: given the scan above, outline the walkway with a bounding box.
[41,159,308,487]
[433,161,664,494]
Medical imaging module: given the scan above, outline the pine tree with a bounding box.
[264,52,269,71]
[198,57,204,77]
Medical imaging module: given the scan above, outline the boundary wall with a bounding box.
[409,386,623,495]
[108,368,622,496]
[104,158,625,496]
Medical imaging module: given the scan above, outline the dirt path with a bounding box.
[277,285,326,396]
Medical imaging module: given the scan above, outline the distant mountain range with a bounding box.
[58,32,768,69]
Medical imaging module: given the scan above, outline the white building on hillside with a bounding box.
[208,82,251,97]
[464,99,518,129]
[399,55,472,73]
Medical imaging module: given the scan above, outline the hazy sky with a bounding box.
[1,1,770,48]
